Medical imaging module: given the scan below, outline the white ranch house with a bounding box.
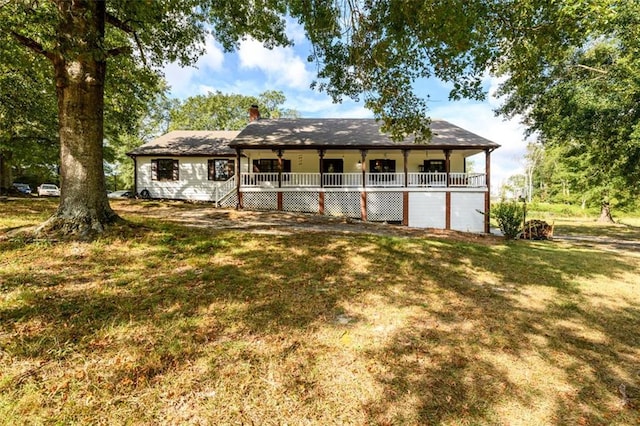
[128,114,499,233]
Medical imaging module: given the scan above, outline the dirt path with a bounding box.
[553,235,640,253]
[111,200,640,254]
[113,201,501,244]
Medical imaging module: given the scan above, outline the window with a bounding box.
[369,159,396,173]
[252,159,291,173]
[424,160,446,173]
[208,159,235,181]
[151,159,179,181]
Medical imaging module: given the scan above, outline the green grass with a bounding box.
[1,199,639,424]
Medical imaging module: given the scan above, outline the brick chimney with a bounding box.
[248,105,260,122]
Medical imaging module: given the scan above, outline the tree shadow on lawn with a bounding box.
[362,238,640,424]
[0,226,638,423]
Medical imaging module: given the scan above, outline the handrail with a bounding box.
[239,172,486,188]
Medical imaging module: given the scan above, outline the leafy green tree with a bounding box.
[4,0,633,234]
[499,174,526,201]
[498,37,640,222]
[105,87,175,191]
[168,90,298,131]
[1,0,291,236]
[0,43,58,193]
[490,1,640,221]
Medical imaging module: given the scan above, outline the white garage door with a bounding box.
[408,192,446,229]
[451,192,485,233]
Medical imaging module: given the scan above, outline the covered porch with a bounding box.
[234,147,493,190]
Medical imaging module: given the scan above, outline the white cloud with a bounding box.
[285,18,307,45]
[284,92,372,118]
[238,38,313,90]
[163,35,225,98]
[430,101,529,191]
[198,35,225,72]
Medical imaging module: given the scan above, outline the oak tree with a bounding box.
[1,0,290,236]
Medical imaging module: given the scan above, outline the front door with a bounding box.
[323,159,343,186]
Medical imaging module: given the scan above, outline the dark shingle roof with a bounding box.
[230,118,500,150]
[128,119,500,157]
[127,130,240,157]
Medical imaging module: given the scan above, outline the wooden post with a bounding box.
[277,192,283,211]
[485,149,492,233]
[318,149,325,188]
[402,149,409,187]
[403,191,409,226]
[361,191,367,221]
[445,191,451,230]
[444,149,451,187]
[360,150,367,221]
[319,191,325,215]
[276,149,284,188]
[236,148,243,209]
[360,150,367,187]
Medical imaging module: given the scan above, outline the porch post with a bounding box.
[360,150,367,188]
[360,149,367,221]
[318,149,326,214]
[485,149,492,233]
[318,149,325,188]
[403,192,409,226]
[444,149,451,187]
[446,192,451,230]
[402,149,409,187]
[235,148,243,209]
[276,149,284,188]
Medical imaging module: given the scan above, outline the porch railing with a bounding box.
[407,172,447,187]
[216,175,236,200]
[240,172,486,188]
[449,173,486,188]
[323,173,362,187]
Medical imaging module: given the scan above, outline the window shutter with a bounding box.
[172,160,179,180]
[208,160,214,180]
[151,160,158,181]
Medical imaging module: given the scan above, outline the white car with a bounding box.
[107,190,133,199]
[37,183,60,197]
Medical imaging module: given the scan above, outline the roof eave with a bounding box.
[229,142,500,150]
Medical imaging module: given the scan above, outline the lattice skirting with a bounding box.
[283,192,319,213]
[325,192,362,218]
[242,192,278,210]
[219,192,238,208]
[367,192,403,222]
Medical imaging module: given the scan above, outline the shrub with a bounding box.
[492,201,524,239]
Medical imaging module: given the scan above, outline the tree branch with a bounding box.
[10,31,55,61]
[105,12,147,66]
[106,46,132,58]
[575,64,608,75]
[105,12,135,33]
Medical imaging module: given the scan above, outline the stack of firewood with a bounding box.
[521,219,554,240]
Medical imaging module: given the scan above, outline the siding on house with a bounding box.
[136,156,233,201]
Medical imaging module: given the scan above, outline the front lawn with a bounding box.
[1,199,638,424]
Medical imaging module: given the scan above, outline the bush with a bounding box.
[492,201,524,239]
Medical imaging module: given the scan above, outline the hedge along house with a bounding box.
[129,108,500,233]
[127,130,240,202]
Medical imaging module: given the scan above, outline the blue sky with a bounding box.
[162,22,531,191]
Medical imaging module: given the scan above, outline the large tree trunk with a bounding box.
[0,151,11,196]
[38,0,118,237]
[597,201,615,223]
